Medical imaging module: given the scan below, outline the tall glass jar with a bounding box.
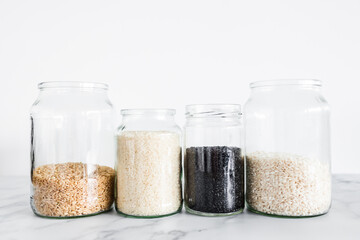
[115,109,182,218]
[244,79,331,217]
[30,82,116,218]
[184,104,244,216]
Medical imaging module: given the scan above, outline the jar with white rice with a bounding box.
[115,109,182,218]
[244,79,332,217]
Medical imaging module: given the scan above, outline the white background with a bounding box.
[0,0,359,176]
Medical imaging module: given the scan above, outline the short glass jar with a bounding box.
[244,79,331,217]
[115,109,182,218]
[184,104,244,216]
[30,82,116,218]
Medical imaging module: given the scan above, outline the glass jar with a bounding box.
[115,109,182,218]
[30,82,116,218]
[184,104,244,216]
[244,79,331,217]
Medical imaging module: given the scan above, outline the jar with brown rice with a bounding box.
[30,82,116,218]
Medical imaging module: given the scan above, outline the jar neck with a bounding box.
[38,82,109,97]
[39,88,108,95]
[250,79,321,90]
[185,104,241,125]
[186,104,241,119]
[250,80,322,96]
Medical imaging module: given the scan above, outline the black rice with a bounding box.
[184,146,244,214]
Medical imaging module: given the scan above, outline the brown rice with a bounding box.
[32,162,115,217]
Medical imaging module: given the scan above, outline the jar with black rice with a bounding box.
[184,104,244,216]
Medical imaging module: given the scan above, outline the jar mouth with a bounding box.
[250,79,322,88]
[38,81,109,90]
[186,104,241,118]
[121,109,176,116]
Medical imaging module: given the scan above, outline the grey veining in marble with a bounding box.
[0,175,359,240]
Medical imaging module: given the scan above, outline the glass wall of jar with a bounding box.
[184,104,244,216]
[30,82,116,218]
[115,109,182,218]
[244,79,331,217]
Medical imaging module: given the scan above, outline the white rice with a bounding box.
[116,131,181,216]
[246,151,331,216]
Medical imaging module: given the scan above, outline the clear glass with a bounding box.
[115,109,182,218]
[244,79,331,217]
[184,104,244,216]
[30,82,116,218]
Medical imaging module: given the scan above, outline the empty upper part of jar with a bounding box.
[119,109,179,132]
[184,104,242,149]
[121,108,176,117]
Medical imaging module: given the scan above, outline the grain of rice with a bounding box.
[116,131,181,217]
[32,162,115,217]
[246,151,331,216]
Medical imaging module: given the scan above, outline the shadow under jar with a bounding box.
[115,109,182,218]
[184,104,244,216]
[244,79,332,218]
[30,82,116,218]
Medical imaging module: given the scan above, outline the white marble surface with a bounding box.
[0,175,359,240]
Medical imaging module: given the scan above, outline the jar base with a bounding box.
[246,202,329,218]
[185,205,243,217]
[115,205,182,219]
[31,205,113,219]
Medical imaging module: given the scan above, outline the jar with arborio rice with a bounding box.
[244,79,332,217]
[30,82,116,218]
[115,109,182,218]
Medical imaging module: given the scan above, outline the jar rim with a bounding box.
[186,104,241,118]
[121,109,176,116]
[250,79,322,88]
[38,81,109,90]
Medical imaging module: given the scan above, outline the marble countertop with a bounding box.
[0,175,359,240]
